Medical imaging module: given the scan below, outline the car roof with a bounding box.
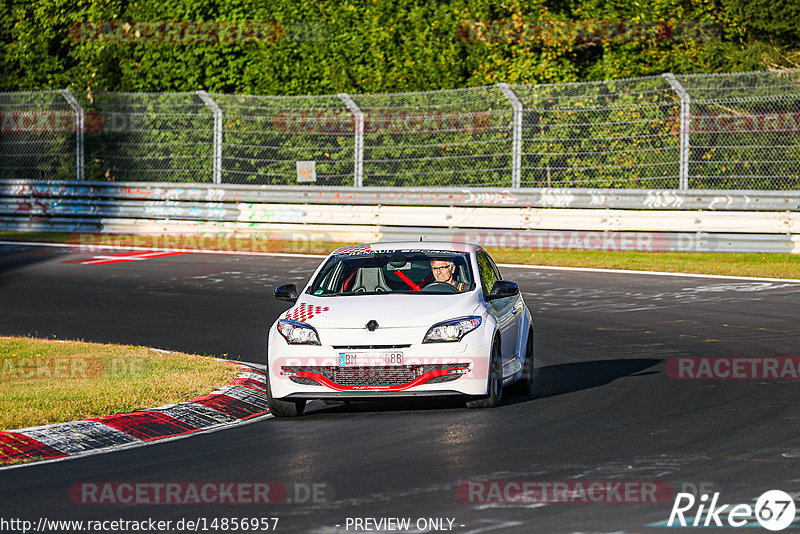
[330,241,482,255]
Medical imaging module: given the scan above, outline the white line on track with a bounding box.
[0,240,327,259]
[496,262,800,284]
[3,240,799,284]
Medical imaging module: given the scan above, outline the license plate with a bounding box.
[338,352,404,367]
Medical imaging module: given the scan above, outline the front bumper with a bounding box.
[267,327,493,399]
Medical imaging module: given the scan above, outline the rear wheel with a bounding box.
[466,341,503,409]
[266,371,306,418]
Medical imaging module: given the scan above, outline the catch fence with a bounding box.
[1,69,799,190]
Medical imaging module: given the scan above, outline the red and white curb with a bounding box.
[0,364,269,466]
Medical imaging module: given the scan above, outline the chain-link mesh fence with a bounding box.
[1,69,798,189]
[0,91,78,180]
[677,69,800,190]
[75,91,214,182]
[213,93,355,186]
[514,76,681,189]
[352,86,514,187]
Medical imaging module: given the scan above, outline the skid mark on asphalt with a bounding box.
[141,258,318,292]
[657,321,797,346]
[62,250,187,265]
[283,461,707,521]
[563,456,708,480]
[590,321,799,354]
[726,453,795,464]
[176,265,237,279]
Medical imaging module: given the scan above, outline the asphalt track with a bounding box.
[1,243,800,533]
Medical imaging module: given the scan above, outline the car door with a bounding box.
[477,251,521,362]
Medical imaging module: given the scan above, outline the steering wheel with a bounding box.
[421,281,459,293]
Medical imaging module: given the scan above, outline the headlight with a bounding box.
[277,319,321,345]
[423,316,482,343]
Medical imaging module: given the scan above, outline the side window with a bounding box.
[476,252,499,293]
[486,253,502,282]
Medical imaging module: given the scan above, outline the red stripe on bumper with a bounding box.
[294,367,462,392]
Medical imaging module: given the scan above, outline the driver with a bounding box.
[430,260,466,291]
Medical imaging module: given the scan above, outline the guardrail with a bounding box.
[3,181,800,210]
[1,180,798,254]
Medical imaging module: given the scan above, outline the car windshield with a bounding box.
[307,250,475,296]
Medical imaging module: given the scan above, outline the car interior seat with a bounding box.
[454,262,468,285]
[351,267,390,292]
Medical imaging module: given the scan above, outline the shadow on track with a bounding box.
[0,244,60,285]
[504,357,662,405]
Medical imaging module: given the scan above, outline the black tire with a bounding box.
[508,329,534,397]
[466,341,503,409]
[266,371,306,418]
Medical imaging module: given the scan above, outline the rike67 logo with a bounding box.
[668,490,797,531]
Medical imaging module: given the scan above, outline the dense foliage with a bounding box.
[2,0,799,94]
[2,1,798,190]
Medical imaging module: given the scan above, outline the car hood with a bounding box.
[284,293,481,330]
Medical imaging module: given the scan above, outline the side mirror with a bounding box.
[487,280,519,301]
[274,283,298,302]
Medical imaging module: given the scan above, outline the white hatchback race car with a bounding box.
[266,242,534,417]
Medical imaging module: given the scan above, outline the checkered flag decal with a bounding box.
[332,245,372,255]
[285,303,330,322]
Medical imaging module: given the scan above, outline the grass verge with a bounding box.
[0,336,239,430]
[2,231,800,279]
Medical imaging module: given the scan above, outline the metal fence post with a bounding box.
[497,83,523,189]
[663,73,691,190]
[60,89,84,180]
[338,93,364,187]
[196,90,223,184]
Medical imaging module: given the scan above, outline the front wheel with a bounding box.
[508,329,534,396]
[466,341,503,409]
[266,371,306,418]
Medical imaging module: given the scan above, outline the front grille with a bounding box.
[333,366,418,386]
[282,364,468,387]
[288,376,320,386]
[426,374,460,384]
